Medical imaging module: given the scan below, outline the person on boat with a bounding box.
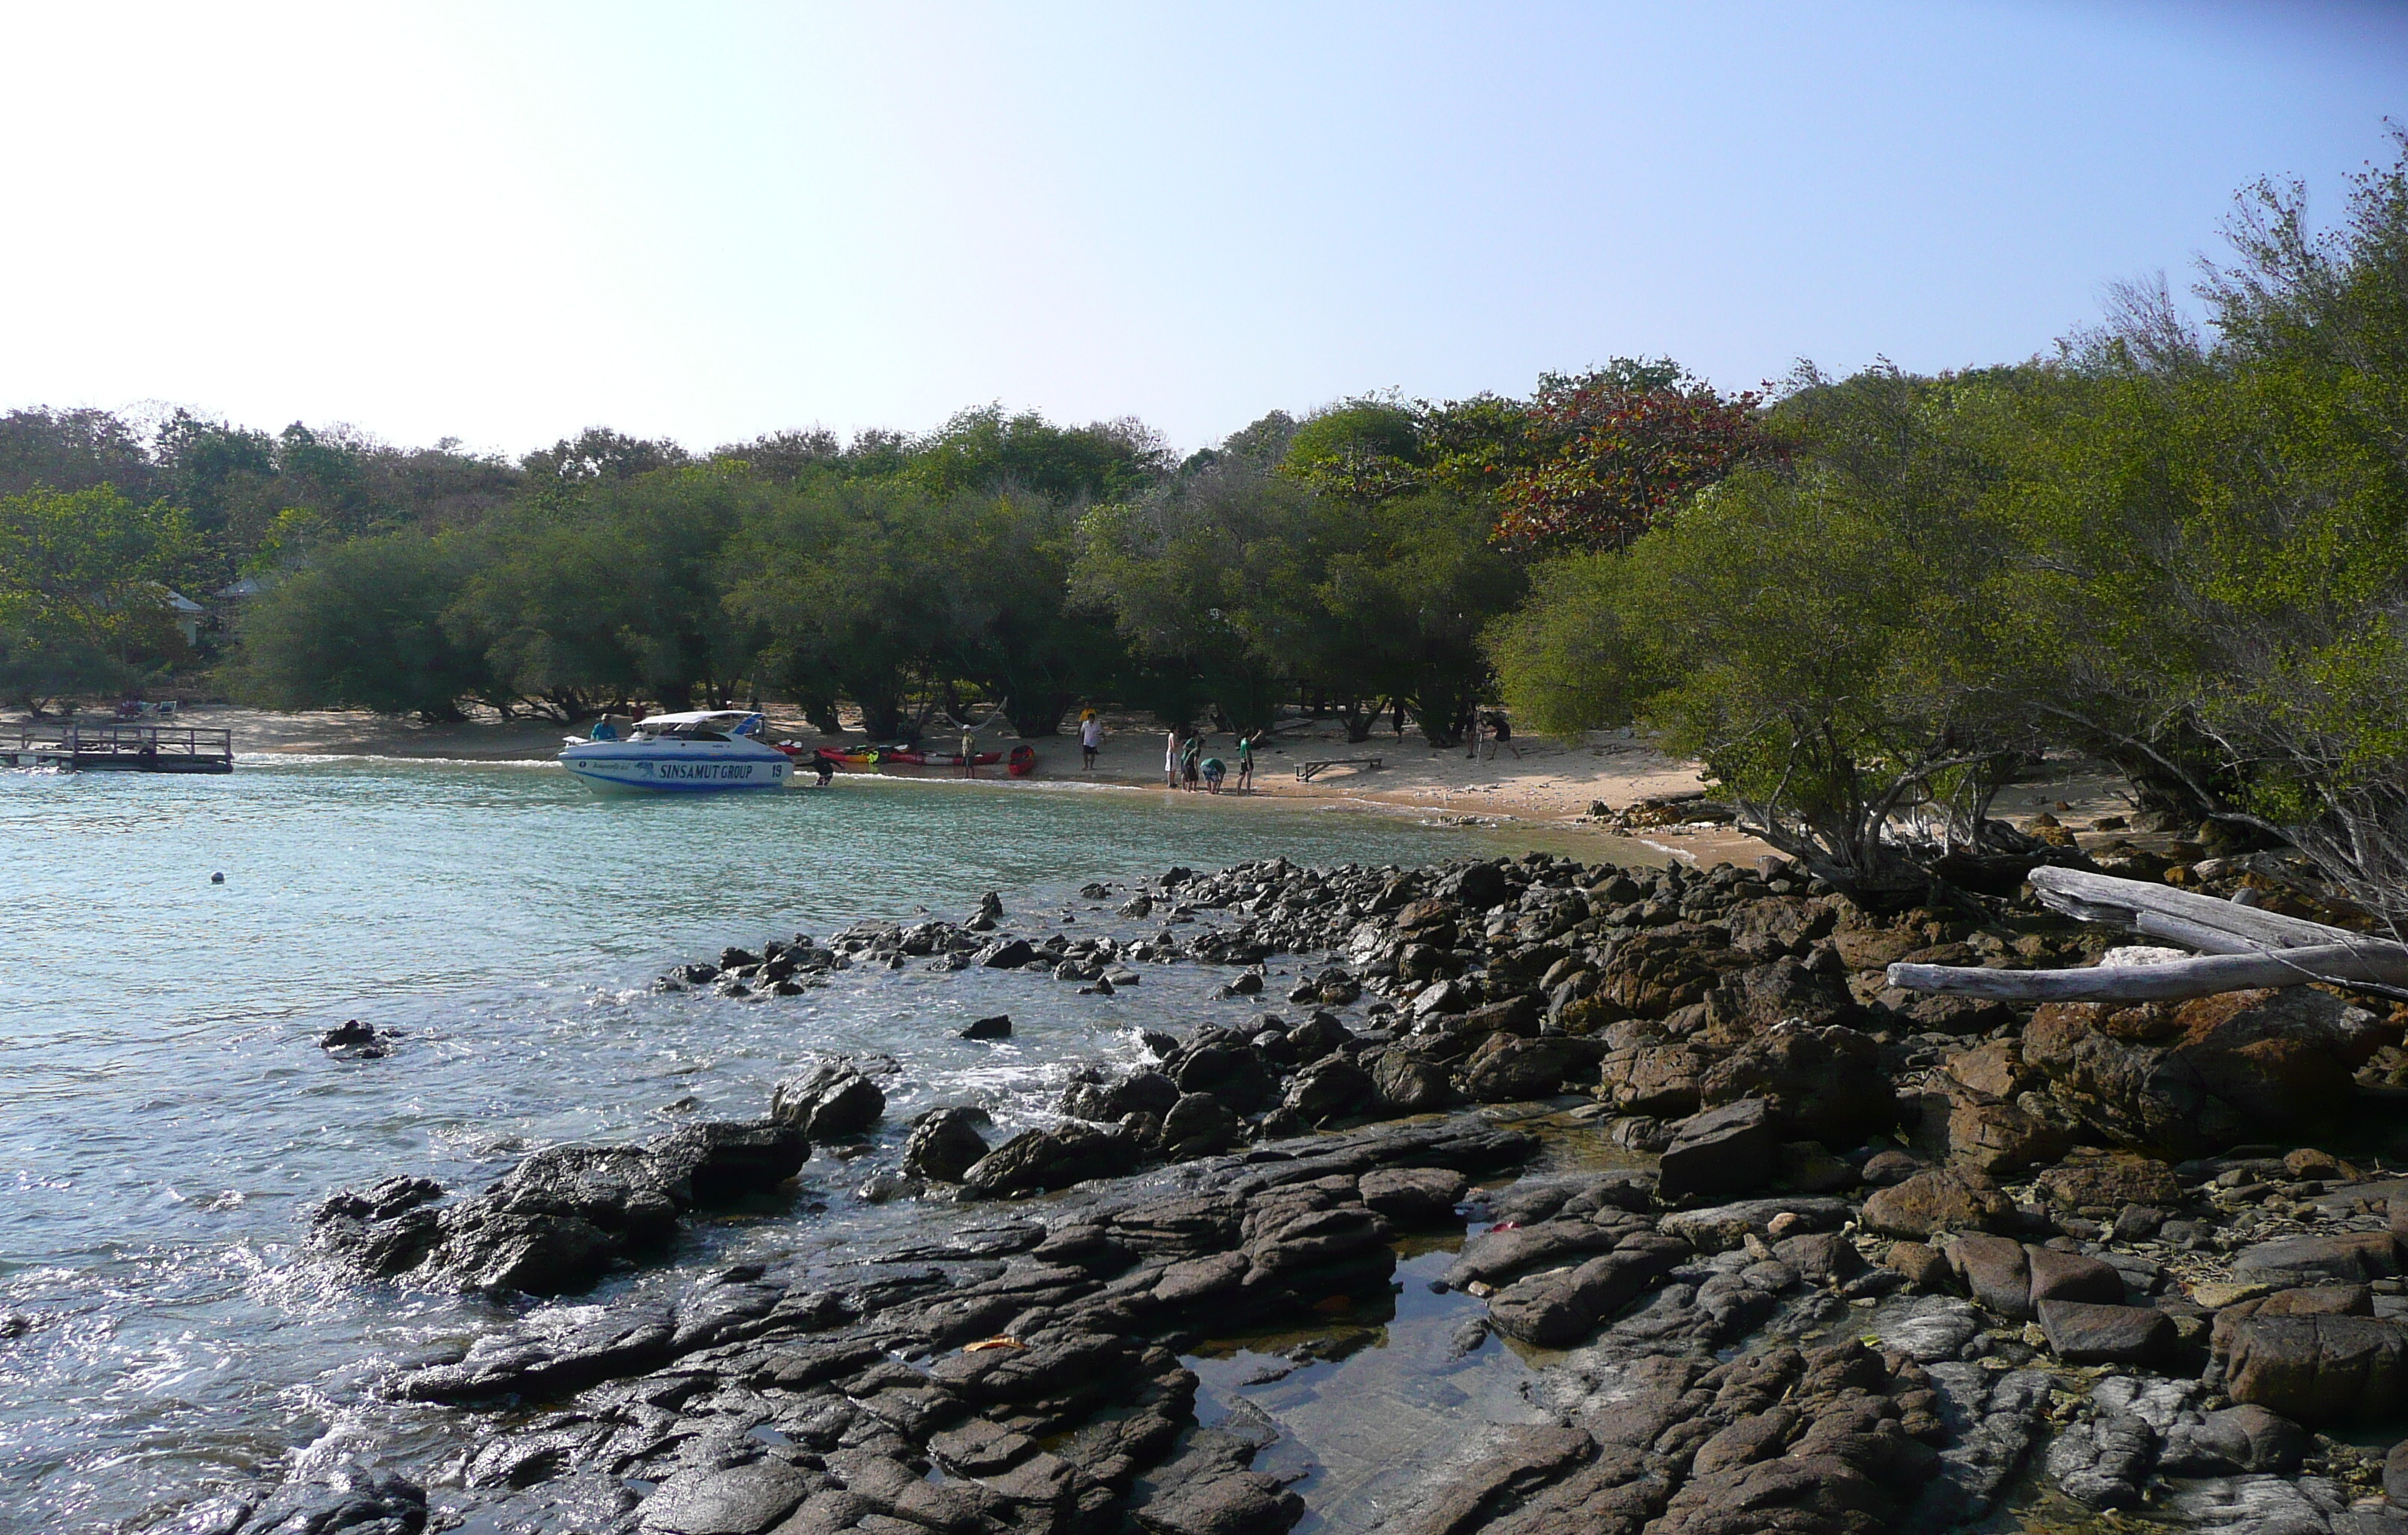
[1079,711,1102,770]
[1201,755,1226,793]
[589,718,619,741]
[1235,732,1256,791]
[1179,735,1203,791]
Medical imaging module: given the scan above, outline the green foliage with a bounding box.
[903,407,1171,505]
[1279,398,1425,502]
[226,531,493,720]
[0,486,199,709]
[455,465,758,717]
[1074,458,1518,740]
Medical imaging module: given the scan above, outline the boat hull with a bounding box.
[558,743,791,792]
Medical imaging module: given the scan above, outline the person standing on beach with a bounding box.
[1180,734,1203,790]
[1080,710,1103,770]
[1235,731,1256,791]
[1391,699,1407,739]
[1165,729,1182,788]
[1488,710,1519,759]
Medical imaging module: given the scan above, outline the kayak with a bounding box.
[778,743,1012,768]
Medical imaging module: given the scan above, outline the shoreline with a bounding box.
[43,702,1783,866]
[175,848,2408,1535]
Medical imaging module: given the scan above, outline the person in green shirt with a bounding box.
[1235,732,1256,791]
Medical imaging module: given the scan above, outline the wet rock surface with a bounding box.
[179,852,2408,1532]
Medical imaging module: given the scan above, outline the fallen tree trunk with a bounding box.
[2025,865,2348,950]
[1888,866,2408,1002]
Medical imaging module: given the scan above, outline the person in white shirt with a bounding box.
[1080,711,1104,770]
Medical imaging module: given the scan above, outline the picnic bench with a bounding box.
[1296,756,1382,782]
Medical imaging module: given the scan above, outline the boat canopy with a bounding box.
[636,711,765,736]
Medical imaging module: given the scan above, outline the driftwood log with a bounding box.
[1886,865,2408,1003]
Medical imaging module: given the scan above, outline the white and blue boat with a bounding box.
[558,711,791,793]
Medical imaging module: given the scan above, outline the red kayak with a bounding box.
[779,742,1017,769]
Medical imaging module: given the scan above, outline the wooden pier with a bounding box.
[1,722,234,773]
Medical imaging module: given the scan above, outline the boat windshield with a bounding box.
[640,723,732,742]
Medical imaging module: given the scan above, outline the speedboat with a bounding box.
[558,711,791,793]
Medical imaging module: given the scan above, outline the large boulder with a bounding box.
[1173,1043,1276,1113]
[1487,1244,1682,1347]
[1656,1098,1779,1203]
[2037,1301,2174,1367]
[770,1064,886,1140]
[645,1120,810,1205]
[1369,1050,1454,1113]
[1697,1024,1891,1144]
[1599,925,1751,1018]
[1597,1043,1708,1118]
[1462,1038,1585,1103]
[2034,1154,2184,1213]
[1157,1093,1243,1158]
[1702,958,1856,1037]
[1282,1057,1375,1125]
[961,1123,1136,1199]
[902,1107,991,1183]
[2024,988,2385,1158]
[1860,1167,2014,1239]
[2225,1314,2408,1424]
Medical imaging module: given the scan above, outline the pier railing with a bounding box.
[1,721,235,773]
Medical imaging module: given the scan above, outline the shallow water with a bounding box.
[0,756,1650,1531]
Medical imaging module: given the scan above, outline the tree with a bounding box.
[455,464,757,717]
[723,478,952,739]
[1492,365,1778,553]
[904,406,1172,504]
[0,407,164,502]
[1489,365,2046,893]
[227,531,494,720]
[0,486,198,710]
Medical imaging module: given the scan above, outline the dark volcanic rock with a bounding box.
[637,1460,814,1534]
[1158,1092,1244,1158]
[1371,1050,1454,1113]
[1656,1098,1778,1203]
[2234,1232,2405,1289]
[770,1063,886,1140]
[1358,1167,1469,1225]
[1462,1038,1585,1103]
[1860,1167,2014,1239]
[963,1122,1137,1199]
[2225,1313,2408,1423]
[647,1119,810,1205]
[1281,1057,1375,1125]
[1486,1242,1682,1346]
[1699,1024,1892,1145]
[961,1013,1012,1040]
[2023,986,2385,1157]
[902,1107,991,1183]
[2037,1300,2174,1366]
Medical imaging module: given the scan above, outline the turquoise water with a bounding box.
[0,756,1635,1531]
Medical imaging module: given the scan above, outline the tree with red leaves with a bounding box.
[1493,364,1778,554]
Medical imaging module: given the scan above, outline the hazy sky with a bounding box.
[0,2,2399,458]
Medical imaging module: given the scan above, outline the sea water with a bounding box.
[0,757,1647,1531]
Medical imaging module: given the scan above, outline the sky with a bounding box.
[0,1,2400,459]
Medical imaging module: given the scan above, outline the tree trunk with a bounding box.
[1886,866,2408,1001]
[1009,695,1069,737]
[857,696,909,741]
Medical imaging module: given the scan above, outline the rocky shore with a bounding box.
[167,850,2408,1535]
